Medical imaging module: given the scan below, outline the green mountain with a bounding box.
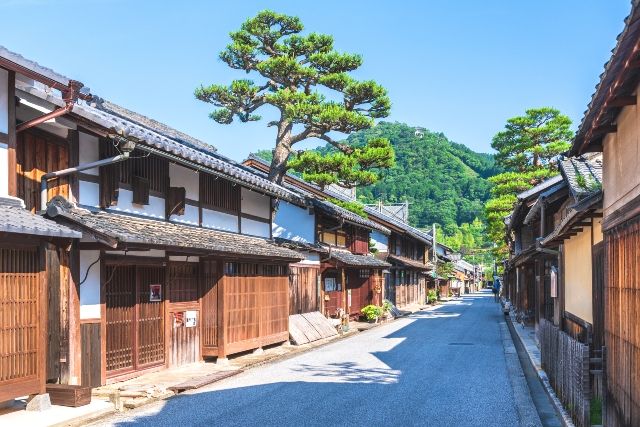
[255,121,499,231]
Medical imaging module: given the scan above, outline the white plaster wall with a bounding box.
[0,143,7,197]
[593,215,604,244]
[80,250,101,319]
[272,201,315,242]
[0,68,8,134]
[241,187,270,219]
[78,132,100,175]
[170,204,199,226]
[241,217,270,238]
[202,208,239,232]
[296,251,321,266]
[169,163,199,200]
[370,230,389,252]
[110,189,165,219]
[169,255,200,263]
[79,180,100,207]
[603,96,640,217]
[564,227,593,324]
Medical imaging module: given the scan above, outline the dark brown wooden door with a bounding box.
[592,241,604,351]
[0,246,44,402]
[105,264,165,376]
[16,130,69,212]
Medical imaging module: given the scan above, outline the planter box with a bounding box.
[46,384,92,407]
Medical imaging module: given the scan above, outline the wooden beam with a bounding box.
[608,95,637,107]
[592,124,617,136]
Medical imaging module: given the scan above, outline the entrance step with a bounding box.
[167,370,242,394]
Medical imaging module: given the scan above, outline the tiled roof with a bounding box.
[516,175,564,201]
[92,98,218,154]
[0,196,80,239]
[45,197,303,261]
[540,193,603,247]
[328,249,390,267]
[387,254,432,270]
[559,155,603,200]
[0,45,73,88]
[16,85,304,206]
[273,237,328,254]
[310,198,390,235]
[571,2,640,155]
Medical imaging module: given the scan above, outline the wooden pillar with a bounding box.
[7,70,16,196]
[341,267,347,313]
[67,245,81,384]
[38,242,48,394]
[217,260,227,358]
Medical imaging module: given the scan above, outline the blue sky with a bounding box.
[0,1,630,159]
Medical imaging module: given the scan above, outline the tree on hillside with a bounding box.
[485,107,573,258]
[195,10,394,186]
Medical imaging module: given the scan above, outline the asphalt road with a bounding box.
[94,291,543,427]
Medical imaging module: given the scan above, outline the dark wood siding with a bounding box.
[16,129,69,212]
[201,260,220,353]
[167,263,200,367]
[80,322,101,388]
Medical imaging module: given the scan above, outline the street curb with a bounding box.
[506,317,574,427]
[50,407,116,427]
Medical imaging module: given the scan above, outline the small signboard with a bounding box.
[550,267,558,298]
[174,312,184,327]
[347,289,352,307]
[149,284,162,302]
[185,311,197,328]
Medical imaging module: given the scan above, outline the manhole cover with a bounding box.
[448,342,474,346]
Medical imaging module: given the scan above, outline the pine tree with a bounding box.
[195,10,394,186]
[485,107,573,257]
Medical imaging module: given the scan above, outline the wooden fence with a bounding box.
[538,318,590,427]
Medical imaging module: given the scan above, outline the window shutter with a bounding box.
[132,175,150,205]
[167,186,186,217]
[99,164,119,208]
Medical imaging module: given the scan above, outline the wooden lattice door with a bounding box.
[0,246,44,402]
[105,264,165,376]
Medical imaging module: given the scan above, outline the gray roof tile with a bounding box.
[559,155,603,200]
[328,249,390,267]
[46,197,302,261]
[0,196,80,239]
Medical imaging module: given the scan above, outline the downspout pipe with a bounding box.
[17,80,84,133]
[40,153,130,211]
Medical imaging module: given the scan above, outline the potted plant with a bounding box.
[361,304,383,323]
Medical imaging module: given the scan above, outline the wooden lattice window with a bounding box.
[100,140,169,196]
[166,187,186,217]
[200,173,240,213]
[359,269,371,278]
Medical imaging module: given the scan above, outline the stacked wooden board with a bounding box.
[289,312,338,345]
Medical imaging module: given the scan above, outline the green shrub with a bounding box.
[382,300,393,313]
[427,289,437,303]
[361,304,382,321]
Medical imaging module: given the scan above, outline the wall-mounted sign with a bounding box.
[185,311,197,328]
[174,312,184,327]
[347,289,352,307]
[550,267,558,298]
[149,284,162,302]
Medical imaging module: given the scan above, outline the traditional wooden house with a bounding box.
[503,175,565,325]
[244,155,442,312]
[521,155,604,427]
[568,2,640,423]
[0,46,305,388]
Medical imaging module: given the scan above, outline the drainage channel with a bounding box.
[506,319,563,427]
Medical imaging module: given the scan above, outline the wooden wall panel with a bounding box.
[289,266,319,315]
[105,265,135,373]
[16,130,69,212]
[0,246,43,402]
[136,267,164,367]
[80,322,101,388]
[201,260,219,351]
[604,217,640,427]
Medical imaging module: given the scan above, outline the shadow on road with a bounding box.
[109,292,523,427]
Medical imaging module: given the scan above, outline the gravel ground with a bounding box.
[91,291,539,427]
